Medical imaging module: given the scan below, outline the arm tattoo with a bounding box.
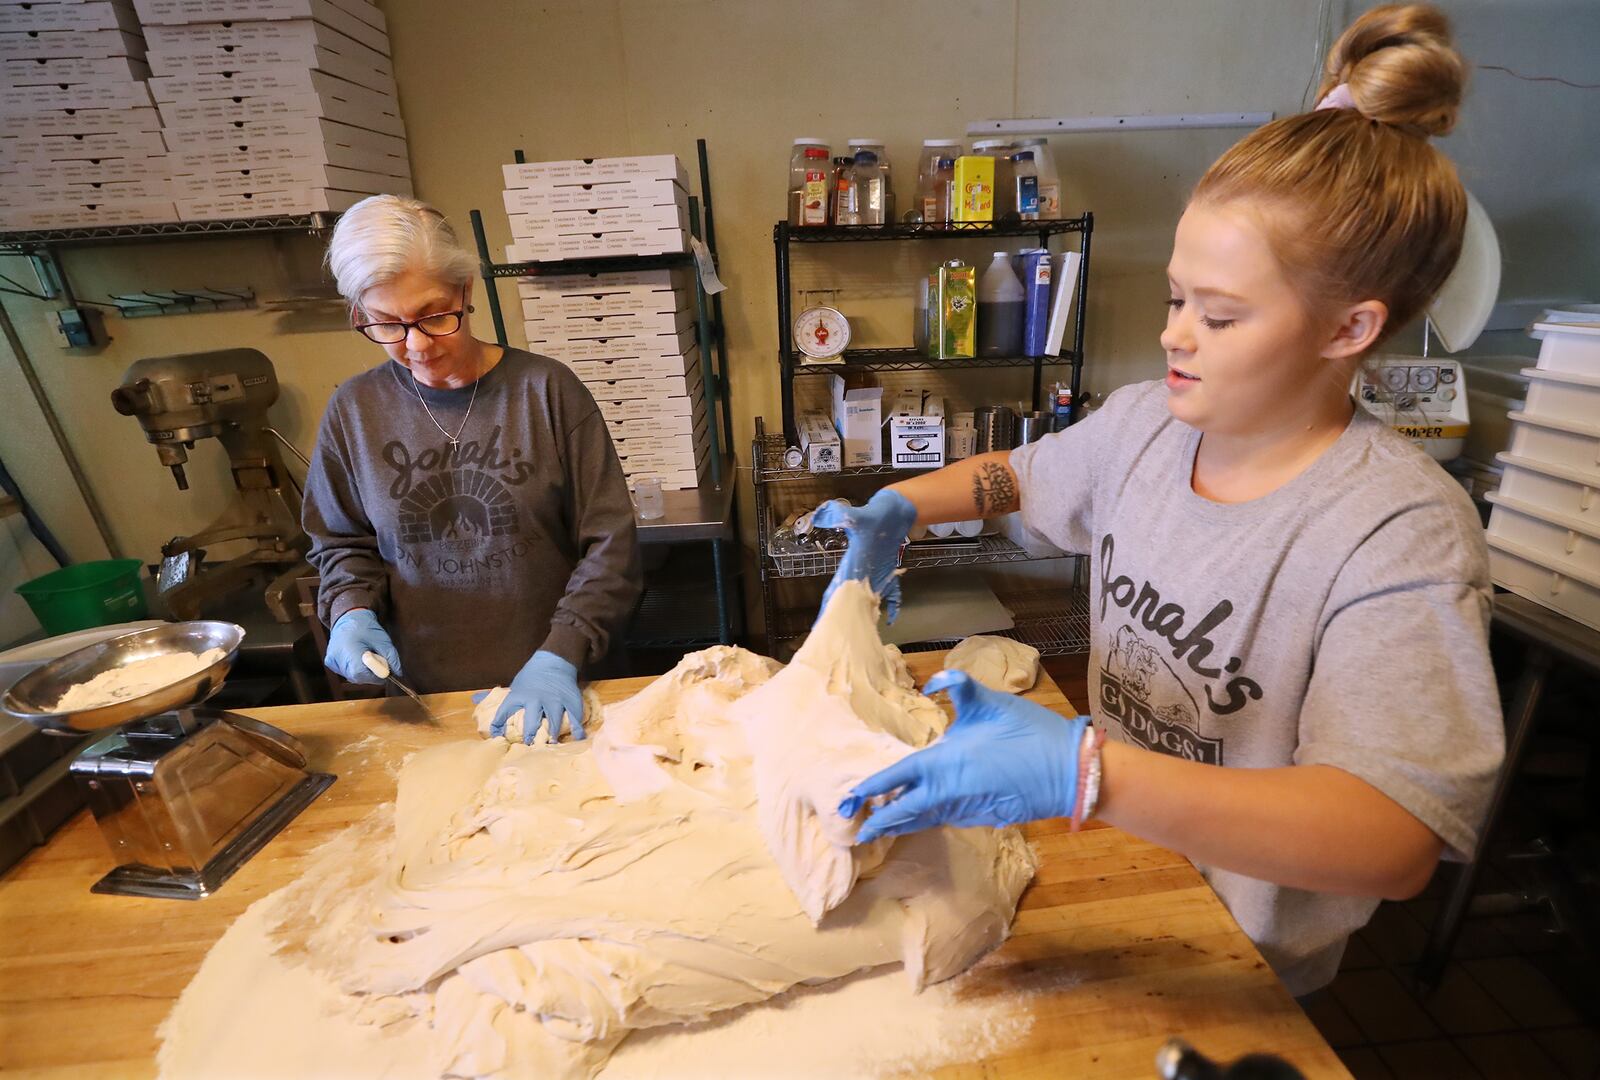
[971,462,1019,517]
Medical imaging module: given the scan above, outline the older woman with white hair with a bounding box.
[303,194,641,741]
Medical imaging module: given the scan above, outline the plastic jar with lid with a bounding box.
[789,138,831,226]
[916,139,962,223]
[1014,137,1061,219]
[970,139,1017,220]
[847,139,893,224]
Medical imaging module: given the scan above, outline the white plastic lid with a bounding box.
[1015,137,1048,145]
[993,251,1011,259]
[847,138,885,147]
[972,138,1013,150]
[793,137,826,146]
[922,138,962,146]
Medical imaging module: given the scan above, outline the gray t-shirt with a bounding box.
[303,349,641,694]
[1010,380,1503,994]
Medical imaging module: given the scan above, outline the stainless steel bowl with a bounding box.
[0,621,244,733]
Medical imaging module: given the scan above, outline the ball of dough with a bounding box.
[940,636,1040,694]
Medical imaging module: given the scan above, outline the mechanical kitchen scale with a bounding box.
[1,622,333,899]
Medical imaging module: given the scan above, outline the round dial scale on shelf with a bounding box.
[794,305,851,361]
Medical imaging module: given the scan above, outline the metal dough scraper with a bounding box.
[362,651,441,724]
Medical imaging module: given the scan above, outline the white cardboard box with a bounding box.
[134,0,388,55]
[0,104,160,137]
[523,306,694,338]
[606,410,705,445]
[0,2,141,34]
[170,161,408,196]
[518,288,686,319]
[1,128,165,163]
[0,200,177,230]
[558,348,700,384]
[508,202,688,239]
[597,392,698,425]
[0,29,145,62]
[1,78,152,114]
[169,135,408,179]
[2,54,149,87]
[159,115,405,159]
[583,365,702,403]
[0,176,173,209]
[505,227,687,262]
[151,63,396,103]
[145,22,391,89]
[830,376,883,467]
[156,81,404,138]
[516,268,678,295]
[889,415,945,469]
[528,325,696,362]
[174,186,369,219]
[1,154,170,183]
[502,178,688,215]
[798,411,842,473]
[503,155,687,188]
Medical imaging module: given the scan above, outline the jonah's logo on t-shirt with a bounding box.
[1101,625,1222,764]
[1098,533,1263,717]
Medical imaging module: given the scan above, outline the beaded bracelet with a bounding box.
[1070,724,1106,832]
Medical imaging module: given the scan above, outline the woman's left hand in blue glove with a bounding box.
[478,651,585,744]
[838,669,1090,843]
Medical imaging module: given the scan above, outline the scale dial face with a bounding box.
[794,306,851,360]
[1410,366,1439,392]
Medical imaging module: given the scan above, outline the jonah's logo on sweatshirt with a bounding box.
[1101,624,1221,764]
[395,470,520,545]
[382,425,537,500]
[1098,534,1263,717]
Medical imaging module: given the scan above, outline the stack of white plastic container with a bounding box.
[1485,306,1600,630]
[0,1,172,231]
[134,0,412,221]
[506,155,706,490]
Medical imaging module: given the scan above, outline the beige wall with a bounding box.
[2,0,1595,566]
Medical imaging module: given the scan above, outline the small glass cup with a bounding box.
[632,476,665,520]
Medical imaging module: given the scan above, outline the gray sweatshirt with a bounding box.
[1011,380,1503,995]
[302,349,641,693]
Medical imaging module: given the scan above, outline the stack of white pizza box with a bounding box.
[507,155,707,490]
[0,1,173,231]
[134,0,411,221]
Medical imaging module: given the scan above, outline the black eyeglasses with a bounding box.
[354,290,470,344]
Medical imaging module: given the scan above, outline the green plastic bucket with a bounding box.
[16,559,149,636]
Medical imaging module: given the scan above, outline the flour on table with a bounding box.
[942,635,1040,694]
[158,582,1036,1079]
[52,648,226,712]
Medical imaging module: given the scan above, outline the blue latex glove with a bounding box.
[812,488,917,622]
[325,608,403,686]
[480,650,584,744]
[839,670,1090,844]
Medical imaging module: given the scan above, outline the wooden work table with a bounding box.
[0,653,1349,1078]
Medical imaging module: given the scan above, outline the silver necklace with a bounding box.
[408,361,479,447]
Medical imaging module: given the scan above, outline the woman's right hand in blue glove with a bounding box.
[813,487,918,622]
[324,608,403,686]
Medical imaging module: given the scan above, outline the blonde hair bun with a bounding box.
[1319,3,1466,136]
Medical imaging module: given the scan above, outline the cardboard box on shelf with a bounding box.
[502,155,687,189]
[557,352,700,384]
[146,24,392,91]
[515,268,679,296]
[0,176,173,209]
[1,54,150,87]
[0,29,145,62]
[889,415,945,469]
[829,375,883,467]
[0,1,141,35]
[0,105,160,137]
[1,128,166,164]
[1,79,153,114]
[596,391,699,425]
[133,0,389,55]
[1,154,170,183]
[159,115,406,161]
[150,62,396,103]
[501,178,688,215]
[605,408,707,447]
[169,136,409,180]
[518,288,687,319]
[797,411,842,473]
[526,325,696,362]
[504,227,687,262]
[0,200,178,231]
[584,366,702,404]
[170,161,410,197]
[507,201,688,240]
[523,306,695,339]
[155,82,404,139]
[174,186,369,220]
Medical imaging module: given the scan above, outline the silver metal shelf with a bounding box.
[768,533,1057,579]
[635,455,737,544]
[791,346,1079,375]
[753,433,919,484]
[773,580,1090,658]
[484,251,694,279]
[0,213,338,252]
[779,217,1090,243]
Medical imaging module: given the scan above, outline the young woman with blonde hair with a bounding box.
[821,4,1503,994]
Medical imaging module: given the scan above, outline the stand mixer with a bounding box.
[111,349,312,624]
[0,622,333,899]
